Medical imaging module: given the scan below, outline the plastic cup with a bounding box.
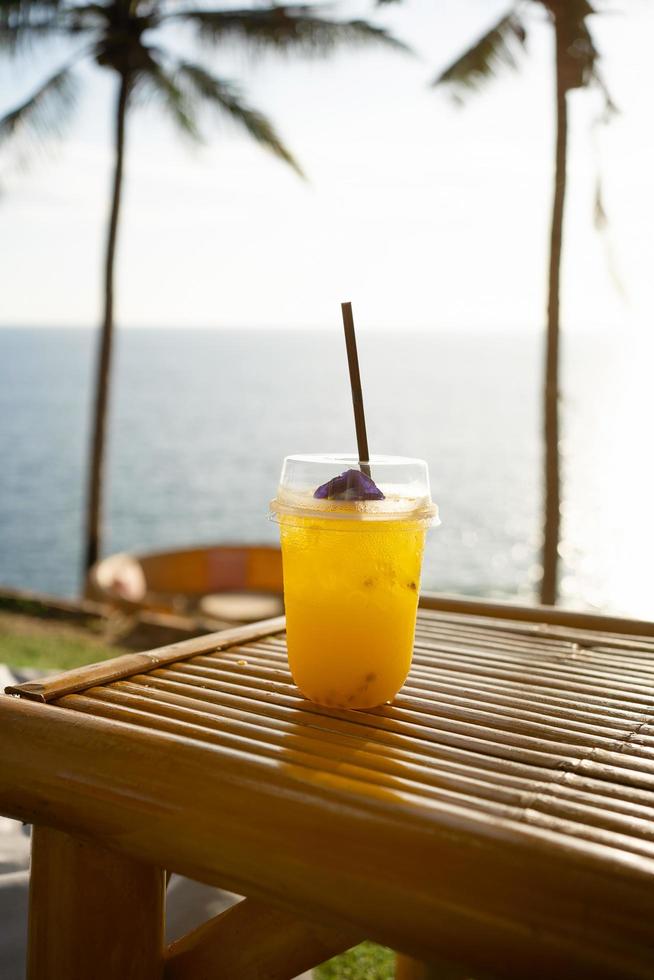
[270,454,438,709]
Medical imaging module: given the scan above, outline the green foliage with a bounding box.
[433,1,613,112]
[432,10,527,103]
[180,63,305,175]
[0,0,406,173]
[315,942,395,980]
[176,7,410,57]
[0,624,117,671]
[0,64,77,152]
[0,0,61,53]
[137,61,203,141]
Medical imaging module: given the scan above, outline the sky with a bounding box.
[0,0,652,331]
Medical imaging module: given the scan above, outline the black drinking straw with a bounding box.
[341,301,371,478]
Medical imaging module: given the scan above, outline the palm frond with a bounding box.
[0,21,52,54]
[0,0,60,25]
[432,9,527,104]
[0,0,64,54]
[176,61,303,177]
[65,3,112,31]
[168,6,410,57]
[592,69,618,120]
[593,177,607,230]
[0,64,78,151]
[136,60,202,141]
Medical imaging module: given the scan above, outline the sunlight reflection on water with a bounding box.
[562,324,653,617]
[0,326,651,620]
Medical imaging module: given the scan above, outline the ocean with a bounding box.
[1,326,651,620]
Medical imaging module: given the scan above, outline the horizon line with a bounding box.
[0,322,620,334]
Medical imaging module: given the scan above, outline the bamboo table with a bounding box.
[1,597,654,980]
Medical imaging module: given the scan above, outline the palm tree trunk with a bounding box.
[540,37,568,606]
[84,72,130,577]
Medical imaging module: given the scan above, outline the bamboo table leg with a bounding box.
[28,825,165,980]
[165,896,360,979]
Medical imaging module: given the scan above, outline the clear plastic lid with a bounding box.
[270,454,439,526]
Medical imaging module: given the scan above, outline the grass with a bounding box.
[0,612,118,671]
[0,614,396,978]
[315,943,395,979]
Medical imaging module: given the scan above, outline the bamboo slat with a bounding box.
[98,677,653,811]
[3,605,654,978]
[418,592,654,639]
[61,692,654,856]
[1,696,654,980]
[171,658,641,741]
[4,616,285,702]
[138,664,654,772]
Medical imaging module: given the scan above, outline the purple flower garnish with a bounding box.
[314,468,385,501]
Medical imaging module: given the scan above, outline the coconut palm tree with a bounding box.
[432,1,614,605]
[1,1,405,576]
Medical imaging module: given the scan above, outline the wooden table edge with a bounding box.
[6,595,654,704]
[4,615,287,703]
[419,592,654,639]
[1,694,653,978]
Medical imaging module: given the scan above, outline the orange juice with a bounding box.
[271,454,437,710]
[280,514,426,709]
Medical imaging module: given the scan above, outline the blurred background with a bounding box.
[1,0,653,619]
